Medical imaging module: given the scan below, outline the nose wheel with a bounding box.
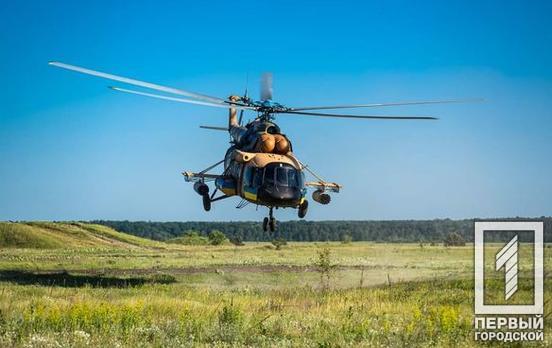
[298,200,308,218]
[263,207,277,232]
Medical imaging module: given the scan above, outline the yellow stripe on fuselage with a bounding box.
[244,191,257,201]
[221,188,236,196]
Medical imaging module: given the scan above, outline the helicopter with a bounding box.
[49,62,480,232]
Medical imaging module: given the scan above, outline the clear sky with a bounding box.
[1,1,551,221]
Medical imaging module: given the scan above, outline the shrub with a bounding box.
[271,238,287,250]
[208,230,228,245]
[229,236,245,246]
[443,232,465,247]
[217,303,244,342]
[166,231,208,245]
[218,303,243,327]
[148,273,177,284]
[341,234,353,244]
[315,247,337,290]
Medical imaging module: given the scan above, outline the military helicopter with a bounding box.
[49,62,480,231]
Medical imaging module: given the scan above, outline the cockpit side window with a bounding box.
[252,167,261,186]
[243,166,253,187]
[287,169,298,187]
[263,166,275,185]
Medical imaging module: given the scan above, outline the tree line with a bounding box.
[91,217,551,243]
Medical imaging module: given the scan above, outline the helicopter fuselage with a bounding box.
[216,147,306,209]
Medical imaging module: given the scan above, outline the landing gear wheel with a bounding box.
[262,217,269,232]
[202,194,211,211]
[265,207,276,232]
[269,217,276,232]
[298,200,309,219]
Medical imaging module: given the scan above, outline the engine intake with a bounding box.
[234,150,256,163]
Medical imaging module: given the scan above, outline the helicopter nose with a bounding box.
[259,186,301,204]
[272,188,297,200]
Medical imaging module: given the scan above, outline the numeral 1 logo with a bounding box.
[496,235,518,300]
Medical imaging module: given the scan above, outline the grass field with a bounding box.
[0,222,549,347]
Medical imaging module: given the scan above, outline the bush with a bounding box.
[315,247,337,290]
[443,232,465,247]
[229,236,245,246]
[166,231,208,245]
[218,303,243,327]
[208,230,228,245]
[148,273,177,284]
[217,303,244,342]
[271,238,287,250]
[341,234,352,244]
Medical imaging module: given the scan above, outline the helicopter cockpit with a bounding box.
[244,163,304,205]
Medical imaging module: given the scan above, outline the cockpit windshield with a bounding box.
[262,164,301,189]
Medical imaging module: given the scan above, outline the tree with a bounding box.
[208,230,227,245]
[271,238,287,250]
[92,218,552,243]
[314,247,337,290]
[229,236,245,246]
[444,232,465,247]
[341,234,352,244]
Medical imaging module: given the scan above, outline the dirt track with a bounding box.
[24,264,388,276]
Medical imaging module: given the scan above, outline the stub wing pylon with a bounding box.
[305,181,342,193]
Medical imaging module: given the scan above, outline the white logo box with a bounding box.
[474,221,543,315]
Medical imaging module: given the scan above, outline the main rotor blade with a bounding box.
[49,61,227,104]
[110,86,255,110]
[289,98,484,111]
[280,110,438,120]
[260,72,273,101]
[199,125,228,131]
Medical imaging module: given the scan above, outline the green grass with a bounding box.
[0,222,550,347]
[0,223,65,249]
[0,222,166,249]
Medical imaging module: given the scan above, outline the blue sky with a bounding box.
[1,1,551,221]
